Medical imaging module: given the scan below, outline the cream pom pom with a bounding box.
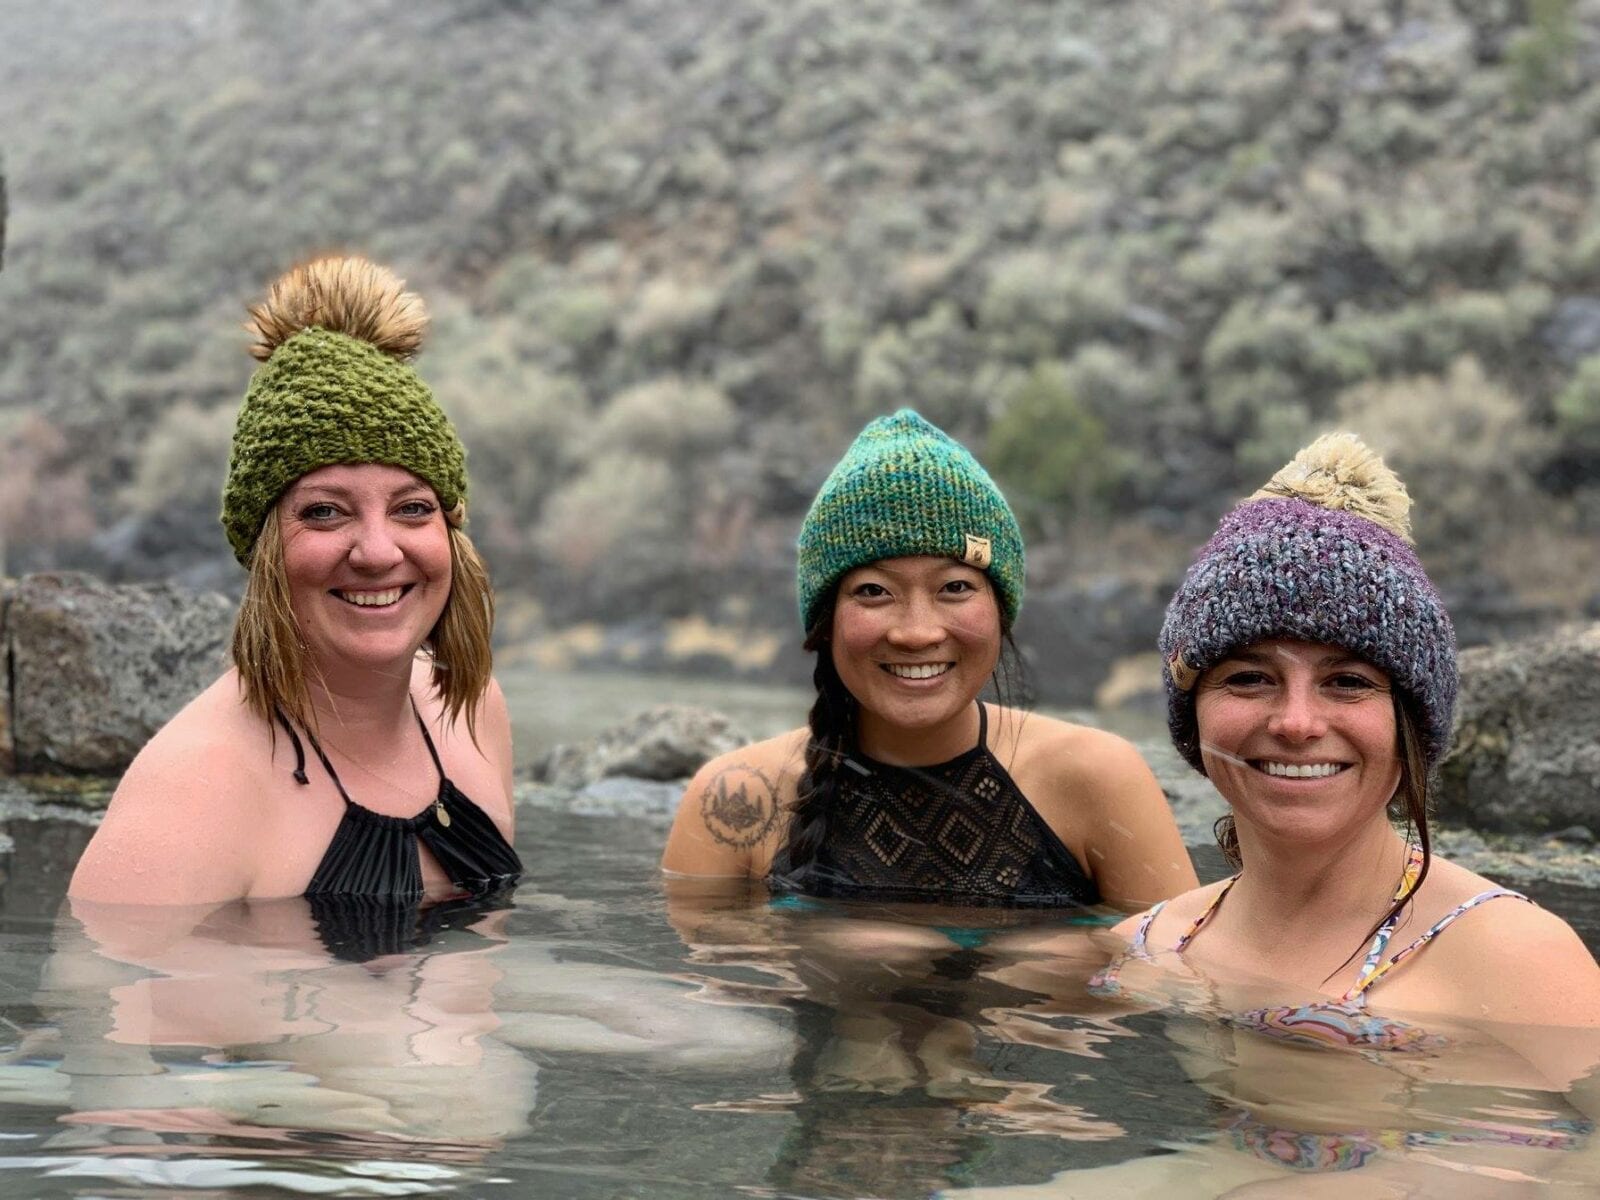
[245,255,428,363]
[1248,431,1413,544]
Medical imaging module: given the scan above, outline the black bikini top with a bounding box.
[276,705,523,901]
[768,704,1101,908]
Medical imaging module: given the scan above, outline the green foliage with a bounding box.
[1554,354,1600,449]
[588,378,737,462]
[987,361,1120,529]
[1337,358,1550,574]
[852,304,994,435]
[1,0,1595,618]
[1508,0,1578,110]
[977,251,1129,361]
[120,401,234,514]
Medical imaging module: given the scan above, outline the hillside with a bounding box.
[2,0,1598,695]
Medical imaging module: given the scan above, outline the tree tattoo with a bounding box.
[700,763,778,849]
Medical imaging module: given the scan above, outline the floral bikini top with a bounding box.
[1090,845,1532,1053]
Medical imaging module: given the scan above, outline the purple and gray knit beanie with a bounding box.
[1160,434,1457,773]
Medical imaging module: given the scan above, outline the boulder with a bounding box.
[2,572,233,775]
[534,704,748,790]
[1438,622,1600,834]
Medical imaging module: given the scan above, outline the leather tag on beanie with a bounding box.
[1168,650,1199,691]
[961,534,992,569]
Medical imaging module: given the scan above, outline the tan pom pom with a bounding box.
[1248,431,1413,544]
[245,256,428,362]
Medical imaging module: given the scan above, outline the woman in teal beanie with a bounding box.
[663,409,1195,911]
[70,256,521,910]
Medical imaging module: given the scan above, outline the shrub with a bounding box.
[977,250,1130,361]
[589,378,737,461]
[617,276,722,363]
[1336,357,1550,573]
[987,360,1122,531]
[852,304,995,435]
[1508,0,1578,110]
[120,400,235,514]
[1554,354,1600,451]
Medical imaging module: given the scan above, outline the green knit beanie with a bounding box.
[796,409,1025,631]
[220,259,466,563]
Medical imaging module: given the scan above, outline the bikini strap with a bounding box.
[274,709,311,786]
[411,698,446,779]
[1174,876,1239,954]
[1128,901,1168,957]
[1354,888,1532,997]
[1344,843,1429,997]
[299,726,357,807]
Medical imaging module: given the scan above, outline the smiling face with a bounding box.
[279,463,453,678]
[829,555,1002,758]
[1194,638,1402,847]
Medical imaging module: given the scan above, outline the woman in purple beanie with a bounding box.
[1093,433,1599,1084]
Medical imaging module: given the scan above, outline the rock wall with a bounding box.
[1438,622,1600,835]
[1,573,233,775]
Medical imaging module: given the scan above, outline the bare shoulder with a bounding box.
[1404,859,1600,1025]
[1108,879,1229,945]
[70,673,268,903]
[662,728,807,877]
[1005,710,1154,793]
[995,707,1197,904]
[1420,859,1593,959]
[684,727,808,830]
[109,675,268,812]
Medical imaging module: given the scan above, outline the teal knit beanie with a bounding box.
[220,258,467,564]
[796,409,1024,631]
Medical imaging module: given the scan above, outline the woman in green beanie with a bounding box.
[70,256,521,907]
[662,409,1195,911]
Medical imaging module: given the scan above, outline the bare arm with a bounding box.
[1434,900,1600,1086]
[1063,730,1199,910]
[478,674,516,838]
[661,744,789,878]
[68,733,260,906]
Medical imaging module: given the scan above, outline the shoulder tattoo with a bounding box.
[699,762,779,849]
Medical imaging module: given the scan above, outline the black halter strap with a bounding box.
[275,710,311,786]
[275,701,438,805]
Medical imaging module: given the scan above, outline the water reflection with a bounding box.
[960,936,1600,1198]
[13,883,799,1196]
[39,892,536,1157]
[0,808,1594,1197]
[666,880,1141,1197]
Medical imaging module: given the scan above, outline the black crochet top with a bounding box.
[768,704,1100,908]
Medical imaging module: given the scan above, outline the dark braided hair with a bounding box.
[774,581,1028,877]
[774,593,854,876]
